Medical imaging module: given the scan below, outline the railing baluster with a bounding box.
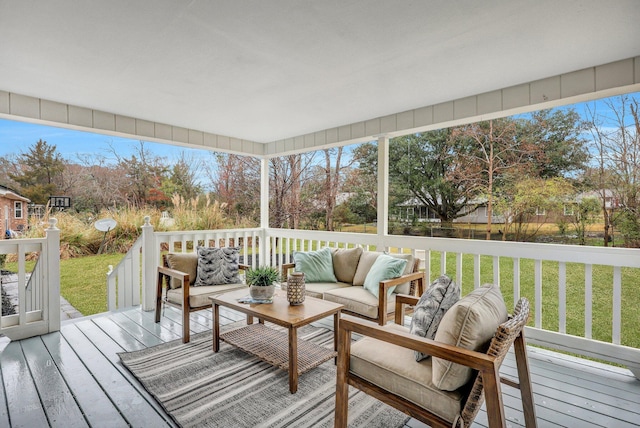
[559,262,566,334]
[613,266,622,345]
[585,264,592,339]
[535,259,542,329]
[473,254,481,289]
[493,256,500,285]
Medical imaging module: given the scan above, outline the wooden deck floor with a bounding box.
[1,306,639,427]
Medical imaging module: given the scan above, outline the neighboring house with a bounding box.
[394,196,506,224]
[0,185,30,238]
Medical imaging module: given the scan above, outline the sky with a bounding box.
[0,118,215,164]
[0,92,638,164]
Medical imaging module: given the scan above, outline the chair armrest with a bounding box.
[239,263,249,271]
[158,266,191,287]
[394,293,420,325]
[339,317,496,372]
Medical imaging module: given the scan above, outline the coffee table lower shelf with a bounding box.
[220,323,336,374]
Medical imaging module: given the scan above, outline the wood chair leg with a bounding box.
[482,364,507,428]
[334,326,351,428]
[514,332,537,428]
[155,273,163,323]
[182,288,190,343]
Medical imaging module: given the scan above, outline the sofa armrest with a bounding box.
[376,271,425,326]
[281,262,295,280]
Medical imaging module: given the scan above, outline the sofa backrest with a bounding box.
[352,251,416,294]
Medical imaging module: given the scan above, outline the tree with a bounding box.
[452,118,534,239]
[108,141,169,208]
[319,147,354,231]
[585,94,640,247]
[269,154,315,229]
[389,130,474,228]
[494,177,573,242]
[209,153,260,224]
[568,196,600,245]
[161,152,203,202]
[9,139,65,204]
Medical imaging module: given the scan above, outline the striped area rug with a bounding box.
[119,324,410,428]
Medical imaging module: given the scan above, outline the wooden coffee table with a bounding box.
[210,288,344,393]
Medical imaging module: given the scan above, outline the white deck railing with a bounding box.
[0,219,60,341]
[109,220,640,378]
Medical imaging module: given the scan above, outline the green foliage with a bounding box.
[9,139,65,204]
[389,130,471,224]
[614,210,640,247]
[245,266,280,286]
[568,197,600,245]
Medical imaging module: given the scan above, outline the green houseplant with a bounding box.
[245,266,279,300]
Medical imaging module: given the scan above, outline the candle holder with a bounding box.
[286,272,305,305]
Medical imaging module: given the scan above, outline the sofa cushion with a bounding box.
[350,324,465,423]
[363,254,408,298]
[166,282,247,308]
[294,248,337,283]
[323,286,396,319]
[432,284,508,391]
[331,247,363,283]
[304,281,352,299]
[194,246,240,287]
[164,252,198,289]
[387,253,415,295]
[352,251,381,286]
[410,275,460,361]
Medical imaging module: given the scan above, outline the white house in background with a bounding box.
[394,196,506,224]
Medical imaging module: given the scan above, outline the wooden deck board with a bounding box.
[40,332,129,428]
[0,306,639,427]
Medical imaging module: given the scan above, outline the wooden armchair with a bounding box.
[155,253,248,343]
[335,295,536,428]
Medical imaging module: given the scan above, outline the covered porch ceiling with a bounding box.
[1,1,639,157]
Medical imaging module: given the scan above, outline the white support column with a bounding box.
[46,218,60,332]
[377,136,390,250]
[260,158,270,266]
[141,216,155,311]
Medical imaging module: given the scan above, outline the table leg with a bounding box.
[289,327,298,393]
[213,303,220,352]
[333,311,340,364]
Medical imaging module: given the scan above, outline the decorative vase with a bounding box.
[249,284,275,300]
[287,272,305,305]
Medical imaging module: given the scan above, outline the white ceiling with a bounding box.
[1,0,639,144]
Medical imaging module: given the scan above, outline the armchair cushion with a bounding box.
[363,254,407,298]
[432,284,508,391]
[194,246,241,287]
[349,324,466,422]
[331,247,363,283]
[410,275,460,361]
[164,252,198,289]
[166,282,246,308]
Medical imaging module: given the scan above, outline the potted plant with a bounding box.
[245,266,280,300]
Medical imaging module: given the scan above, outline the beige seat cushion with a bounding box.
[305,282,351,299]
[164,252,198,289]
[350,324,465,423]
[432,284,508,391]
[332,247,363,283]
[323,286,396,319]
[166,283,247,308]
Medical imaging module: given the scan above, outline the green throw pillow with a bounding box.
[293,248,337,283]
[363,254,408,298]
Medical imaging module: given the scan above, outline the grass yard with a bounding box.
[5,253,122,316]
